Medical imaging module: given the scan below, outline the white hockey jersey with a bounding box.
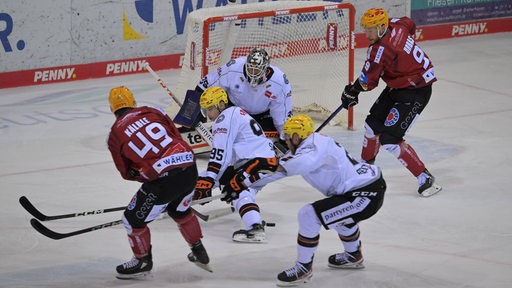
[200,106,275,182]
[197,57,292,139]
[254,133,381,196]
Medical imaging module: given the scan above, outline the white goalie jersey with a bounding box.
[200,106,275,182]
[196,56,292,139]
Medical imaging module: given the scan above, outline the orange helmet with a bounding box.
[361,8,389,29]
[109,86,136,113]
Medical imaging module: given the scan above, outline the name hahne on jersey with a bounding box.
[124,117,150,137]
[34,68,75,83]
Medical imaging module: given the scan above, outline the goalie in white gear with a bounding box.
[195,48,292,143]
[192,86,279,243]
[249,114,387,286]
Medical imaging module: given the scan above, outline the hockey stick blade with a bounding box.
[192,206,235,222]
[30,218,123,240]
[19,196,126,221]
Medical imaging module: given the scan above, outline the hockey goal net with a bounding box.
[171,1,355,129]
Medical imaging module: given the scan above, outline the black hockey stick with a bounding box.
[29,206,227,240]
[192,206,235,222]
[30,218,123,240]
[19,196,126,221]
[315,104,345,133]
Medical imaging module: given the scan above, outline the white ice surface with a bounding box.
[1,33,512,288]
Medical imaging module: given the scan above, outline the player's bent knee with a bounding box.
[167,206,190,219]
[298,204,322,237]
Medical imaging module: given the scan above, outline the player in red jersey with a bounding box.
[341,8,441,197]
[107,86,210,279]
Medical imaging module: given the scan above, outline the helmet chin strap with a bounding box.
[377,26,387,39]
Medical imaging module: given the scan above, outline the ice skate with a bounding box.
[328,247,364,269]
[418,169,442,197]
[232,223,266,243]
[116,252,153,279]
[187,240,212,272]
[276,261,312,287]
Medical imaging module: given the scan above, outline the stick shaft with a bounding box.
[144,63,213,146]
[315,104,345,133]
[19,196,125,221]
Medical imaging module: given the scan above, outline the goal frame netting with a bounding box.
[172,1,355,129]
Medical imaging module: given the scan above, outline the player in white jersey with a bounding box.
[192,86,278,243]
[248,114,386,286]
[195,48,292,144]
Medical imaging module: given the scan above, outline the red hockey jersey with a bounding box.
[108,106,195,182]
[358,17,436,90]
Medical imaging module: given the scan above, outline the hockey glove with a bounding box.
[193,176,215,205]
[273,139,288,156]
[220,172,247,203]
[341,84,360,109]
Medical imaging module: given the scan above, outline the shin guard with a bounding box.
[361,124,380,163]
[127,226,151,258]
[384,141,425,177]
[173,209,203,246]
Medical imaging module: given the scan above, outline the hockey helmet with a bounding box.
[360,8,389,30]
[245,48,270,87]
[200,86,228,110]
[283,114,314,140]
[109,86,136,113]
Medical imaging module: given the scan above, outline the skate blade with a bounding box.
[232,237,267,243]
[116,271,152,280]
[276,273,312,287]
[420,184,442,197]
[328,262,365,269]
[232,233,267,243]
[193,262,213,273]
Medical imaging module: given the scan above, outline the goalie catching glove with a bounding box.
[193,176,215,205]
[341,84,360,109]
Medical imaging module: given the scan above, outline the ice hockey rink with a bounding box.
[1,33,511,288]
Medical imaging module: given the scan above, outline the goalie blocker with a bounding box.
[174,90,281,155]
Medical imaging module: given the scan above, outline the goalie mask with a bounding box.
[245,48,270,87]
[109,86,136,113]
[283,114,314,140]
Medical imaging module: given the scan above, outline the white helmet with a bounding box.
[245,48,270,87]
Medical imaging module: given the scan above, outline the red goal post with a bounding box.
[172,1,355,129]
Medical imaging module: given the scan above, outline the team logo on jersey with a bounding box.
[127,195,137,210]
[216,114,225,123]
[385,108,400,126]
[360,72,369,85]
